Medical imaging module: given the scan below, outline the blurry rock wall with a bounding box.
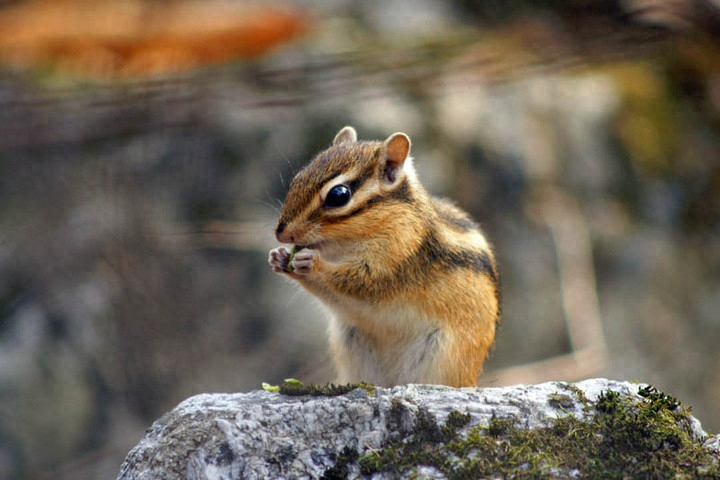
[0,0,719,478]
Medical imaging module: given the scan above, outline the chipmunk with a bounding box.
[268,126,500,387]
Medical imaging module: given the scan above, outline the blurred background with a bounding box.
[0,0,719,478]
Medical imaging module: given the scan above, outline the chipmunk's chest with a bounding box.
[329,296,437,337]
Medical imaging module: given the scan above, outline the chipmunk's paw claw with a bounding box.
[268,246,291,273]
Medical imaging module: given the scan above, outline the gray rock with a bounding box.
[117,378,716,479]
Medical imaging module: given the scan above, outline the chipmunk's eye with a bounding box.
[324,184,351,208]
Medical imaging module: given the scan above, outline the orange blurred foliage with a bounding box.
[0,0,309,78]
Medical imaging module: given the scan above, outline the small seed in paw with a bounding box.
[286,245,306,273]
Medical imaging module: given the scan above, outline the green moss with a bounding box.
[547,393,575,410]
[637,385,681,411]
[443,410,473,438]
[320,445,359,480]
[278,379,376,397]
[325,385,720,479]
[563,383,591,408]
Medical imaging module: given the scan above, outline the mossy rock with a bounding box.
[117,379,719,480]
[352,384,719,479]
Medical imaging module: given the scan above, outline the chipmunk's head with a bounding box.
[275,126,418,249]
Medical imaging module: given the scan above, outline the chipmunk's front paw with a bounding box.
[268,246,291,273]
[290,249,317,276]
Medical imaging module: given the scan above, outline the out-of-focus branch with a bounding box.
[154,220,276,252]
[478,57,613,384]
[486,190,608,385]
[2,0,719,151]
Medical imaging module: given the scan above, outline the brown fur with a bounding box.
[269,126,500,387]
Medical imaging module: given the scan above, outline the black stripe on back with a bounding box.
[415,229,497,279]
[439,209,478,232]
[433,198,479,233]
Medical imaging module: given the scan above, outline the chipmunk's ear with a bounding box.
[382,132,411,184]
[333,126,357,145]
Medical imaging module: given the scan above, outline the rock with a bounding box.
[117,378,719,479]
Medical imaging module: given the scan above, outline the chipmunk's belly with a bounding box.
[327,301,446,386]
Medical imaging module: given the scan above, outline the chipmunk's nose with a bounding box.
[275,221,294,244]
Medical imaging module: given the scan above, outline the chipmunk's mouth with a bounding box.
[294,242,322,251]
